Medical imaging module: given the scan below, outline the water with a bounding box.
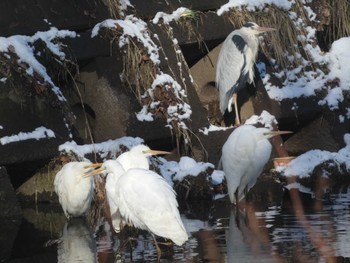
[3,178,350,263]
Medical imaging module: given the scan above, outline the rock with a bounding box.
[0,166,22,262]
[67,54,173,147]
[284,114,342,155]
[0,0,109,36]
[0,84,72,166]
[16,159,60,204]
[0,166,22,218]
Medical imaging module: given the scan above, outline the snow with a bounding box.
[264,35,350,110]
[157,156,215,187]
[91,15,160,64]
[245,110,277,130]
[136,73,192,128]
[276,133,350,178]
[217,0,292,15]
[152,7,192,24]
[118,0,133,16]
[0,126,55,145]
[59,137,144,160]
[199,125,232,135]
[0,27,76,102]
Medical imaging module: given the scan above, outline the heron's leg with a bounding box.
[152,234,162,262]
[232,93,240,126]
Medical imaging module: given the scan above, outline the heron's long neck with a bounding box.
[245,36,259,83]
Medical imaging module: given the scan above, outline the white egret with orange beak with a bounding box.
[85,145,188,259]
[220,125,292,204]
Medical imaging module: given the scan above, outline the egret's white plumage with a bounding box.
[97,159,188,246]
[116,144,168,170]
[54,161,95,219]
[104,159,125,233]
[221,125,288,204]
[87,145,187,247]
[216,22,275,124]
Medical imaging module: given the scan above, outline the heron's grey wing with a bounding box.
[216,32,247,113]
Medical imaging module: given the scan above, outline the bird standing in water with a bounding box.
[85,145,188,260]
[220,125,291,204]
[216,22,275,126]
[54,161,96,219]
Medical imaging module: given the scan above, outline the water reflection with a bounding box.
[57,218,97,263]
[93,213,212,262]
[226,206,275,263]
[8,182,350,262]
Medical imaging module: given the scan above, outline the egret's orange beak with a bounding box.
[83,163,103,177]
[84,163,103,169]
[266,130,293,136]
[144,149,171,156]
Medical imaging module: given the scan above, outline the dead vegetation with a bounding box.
[0,39,77,119]
[329,0,350,45]
[95,15,203,157]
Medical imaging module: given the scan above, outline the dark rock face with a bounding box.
[0,167,22,218]
[0,167,21,261]
[0,88,72,166]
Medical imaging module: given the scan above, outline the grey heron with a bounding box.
[220,124,291,204]
[216,22,275,126]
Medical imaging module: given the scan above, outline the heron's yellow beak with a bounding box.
[144,149,171,156]
[84,163,103,169]
[266,130,293,136]
[83,163,104,177]
[258,26,276,33]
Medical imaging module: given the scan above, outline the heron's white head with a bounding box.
[241,22,276,35]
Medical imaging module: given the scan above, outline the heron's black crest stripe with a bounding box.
[231,34,246,54]
[243,22,255,28]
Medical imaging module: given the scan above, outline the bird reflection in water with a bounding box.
[57,218,97,263]
[226,203,281,263]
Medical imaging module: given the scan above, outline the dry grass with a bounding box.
[104,0,122,18]
[122,39,157,102]
[330,0,350,41]
[226,5,303,70]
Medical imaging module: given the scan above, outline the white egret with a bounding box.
[54,161,96,219]
[87,145,171,233]
[220,125,291,204]
[216,22,275,125]
[85,145,188,259]
[116,144,170,170]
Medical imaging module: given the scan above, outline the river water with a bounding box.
[3,176,350,263]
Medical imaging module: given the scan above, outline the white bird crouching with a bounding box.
[54,161,95,219]
[221,125,291,204]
